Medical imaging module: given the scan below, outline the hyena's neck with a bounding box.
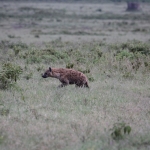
[52,69,61,79]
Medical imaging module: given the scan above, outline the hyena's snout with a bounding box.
[42,73,47,78]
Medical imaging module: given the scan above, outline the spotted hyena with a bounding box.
[42,67,89,88]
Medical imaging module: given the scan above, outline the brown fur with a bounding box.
[42,67,89,88]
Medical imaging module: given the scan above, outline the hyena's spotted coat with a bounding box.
[42,67,89,88]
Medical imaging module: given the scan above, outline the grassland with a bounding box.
[0,2,150,150]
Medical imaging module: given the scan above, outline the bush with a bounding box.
[0,108,9,116]
[41,55,57,63]
[0,40,11,49]
[111,40,150,56]
[10,42,28,50]
[110,122,131,140]
[66,63,74,69]
[26,56,42,64]
[0,63,22,89]
[116,49,134,60]
[120,40,150,55]
[42,48,68,60]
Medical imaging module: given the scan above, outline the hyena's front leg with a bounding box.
[58,78,69,88]
[58,83,67,88]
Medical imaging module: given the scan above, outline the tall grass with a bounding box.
[0,39,150,150]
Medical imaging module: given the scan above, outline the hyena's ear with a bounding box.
[49,67,52,72]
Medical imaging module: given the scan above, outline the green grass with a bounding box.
[0,39,150,150]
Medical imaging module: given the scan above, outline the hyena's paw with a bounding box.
[58,84,67,88]
[58,84,63,88]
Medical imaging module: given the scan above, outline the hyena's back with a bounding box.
[42,67,89,88]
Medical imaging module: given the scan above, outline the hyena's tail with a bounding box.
[84,82,89,88]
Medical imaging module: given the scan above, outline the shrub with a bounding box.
[0,40,11,49]
[10,42,28,50]
[111,41,150,56]
[87,74,94,82]
[110,122,131,140]
[66,63,74,69]
[120,40,150,55]
[41,55,57,63]
[13,46,21,56]
[26,56,41,64]
[0,108,9,116]
[21,47,69,64]
[116,49,134,60]
[0,41,28,56]
[0,63,22,89]
[42,48,68,61]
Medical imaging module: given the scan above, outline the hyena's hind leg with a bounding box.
[75,81,82,88]
[75,81,89,88]
[84,82,89,88]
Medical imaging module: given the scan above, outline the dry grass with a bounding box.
[0,2,150,150]
[0,40,150,150]
[0,2,150,43]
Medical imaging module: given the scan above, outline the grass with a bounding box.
[0,2,150,150]
[0,39,150,150]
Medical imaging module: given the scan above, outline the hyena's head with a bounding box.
[42,67,53,78]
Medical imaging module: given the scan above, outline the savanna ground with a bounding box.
[0,1,150,150]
